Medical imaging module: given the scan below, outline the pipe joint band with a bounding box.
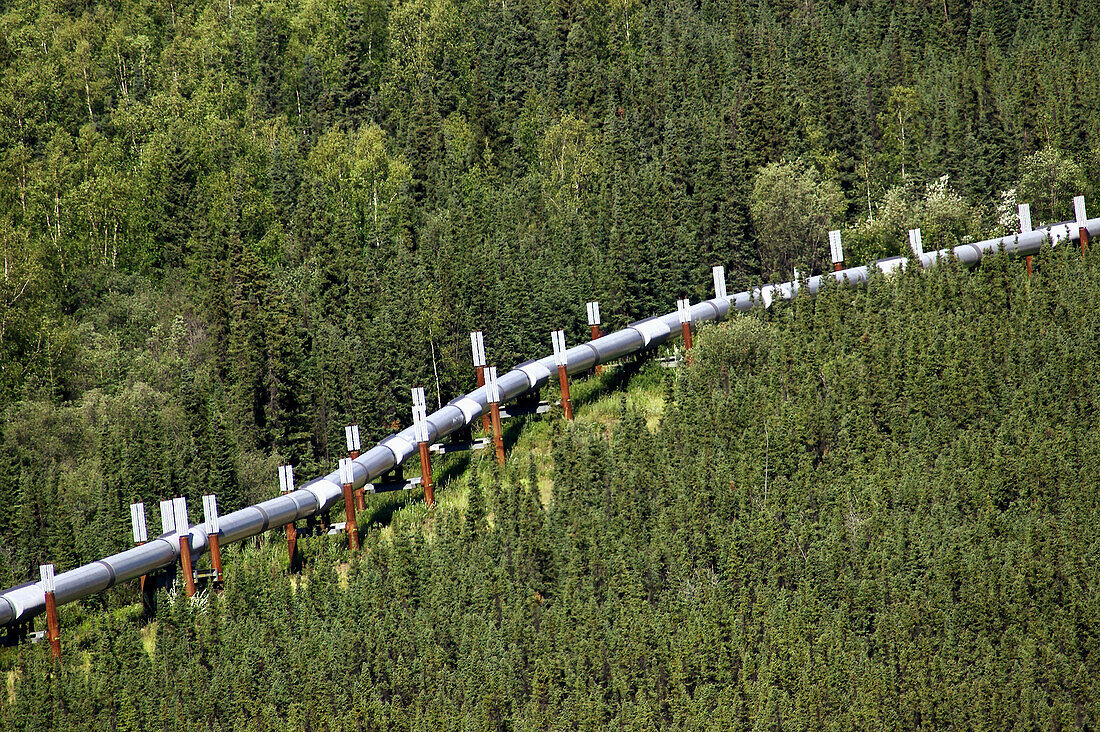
[452,397,484,425]
[253,505,272,532]
[580,342,600,364]
[381,435,417,464]
[94,560,118,589]
[630,319,671,347]
[516,362,552,390]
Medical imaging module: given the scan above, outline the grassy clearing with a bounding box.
[375,357,673,526]
[140,623,156,657]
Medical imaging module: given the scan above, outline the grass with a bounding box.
[140,623,156,657]
[377,355,672,529]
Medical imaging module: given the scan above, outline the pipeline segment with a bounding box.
[2,217,1098,627]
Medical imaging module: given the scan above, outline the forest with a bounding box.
[1,0,1099,726]
[6,241,1100,729]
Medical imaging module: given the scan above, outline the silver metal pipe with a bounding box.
[2,216,1097,627]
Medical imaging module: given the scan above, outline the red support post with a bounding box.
[677,298,694,353]
[591,334,603,374]
[1075,197,1089,253]
[343,481,359,551]
[1017,204,1034,276]
[557,364,574,421]
[44,591,60,661]
[40,565,60,661]
[286,521,297,566]
[833,261,843,272]
[551,331,573,421]
[346,425,366,511]
[412,387,434,507]
[171,498,196,598]
[139,567,150,607]
[470,331,492,432]
[419,441,434,507]
[278,465,298,569]
[490,402,505,465]
[200,495,224,591]
[179,534,196,598]
[485,366,505,465]
[208,532,224,591]
[350,451,366,511]
[339,457,359,551]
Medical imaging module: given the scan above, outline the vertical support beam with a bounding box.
[173,497,196,598]
[159,499,176,535]
[418,442,434,507]
[1019,203,1033,275]
[339,458,359,551]
[1075,195,1089,253]
[677,298,693,350]
[486,366,505,465]
[908,228,924,259]
[829,230,844,272]
[202,495,223,591]
[40,565,60,661]
[412,387,434,507]
[130,502,155,615]
[157,499,177,591]
[586,302,603,374]
[345,424,361,460]
[278,465,297,569]
[346,425,364,510]
[470,331,491,432]
[712,265,728,299]
[551,330,573,420]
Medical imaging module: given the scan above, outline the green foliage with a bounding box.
[750,160,844,278]
[1018,146,1089,226]
[6,247,1100,728]
[2,0,1100,724]
[846,174,983,261]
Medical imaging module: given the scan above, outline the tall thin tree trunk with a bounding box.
[430,337,442,410]
[83,67,94,124]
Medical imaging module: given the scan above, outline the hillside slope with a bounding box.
[3,0,1100,588]
[5,247,1100,729]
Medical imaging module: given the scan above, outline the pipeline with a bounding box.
[2,217,1098,627]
